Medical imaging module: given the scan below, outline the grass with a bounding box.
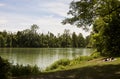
[13,55,120,79]
[46,59,70,71]
[46,52,101,71]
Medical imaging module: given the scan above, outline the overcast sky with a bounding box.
[0,0,91,37]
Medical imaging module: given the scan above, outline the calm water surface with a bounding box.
[0,48,93,69]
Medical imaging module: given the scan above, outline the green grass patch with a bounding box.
[10,56,120,79]
[45,52,101,72]
[42,57,120,79]
[46,59,70,71]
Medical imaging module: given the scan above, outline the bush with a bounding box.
[46,59,70,71]
[0,56,11,79]
[11,64,41,76]
[91,51,101,58]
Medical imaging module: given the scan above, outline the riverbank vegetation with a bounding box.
[1,53,120,79]
[0,56,11,79]
[0,56,41,79]
[11,64,40,76]
[11,55,120,79]
[42,57,120,79]
[46,51,100,71]
[0,52,101,79]
[0,25,90,48]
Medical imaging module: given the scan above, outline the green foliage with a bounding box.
[0,56,11,79]
[0,27,88,48]
[70,56,94,65]
[0,35,5,47]
[30,24,39,34]
[46,59,70,71]
[63,0,120,28]
[11,64,40,76]
[63,0,120,56]
[101,13,120,56]
[91,10,120,56]
[77,33,85,47]
[46,55,100,71]
[62,0,96,28]
[0,56,41,77]
[90,51,101,58]
[72,32,78,47]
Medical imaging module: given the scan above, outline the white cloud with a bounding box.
[0,3,6,7]
[0,12,90,37]
[0,19,8,24]
[40,2,69,17]
[0,0,90,37]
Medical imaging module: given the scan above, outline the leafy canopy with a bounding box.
[62,0,120,29]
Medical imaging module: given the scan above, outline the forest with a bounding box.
[0,24,90,48]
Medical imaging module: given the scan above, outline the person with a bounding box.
[103,57,115,62]
[110,57,114,61]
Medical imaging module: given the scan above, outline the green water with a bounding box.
[0,48,93,69]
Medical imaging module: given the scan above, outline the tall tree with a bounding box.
[30,24,39,34]
[63,0,120,28]
[63,0,120,56]
[0,35,5,47]
[72,32,78,47]
[61,29,71,47]
[78,33,85,47]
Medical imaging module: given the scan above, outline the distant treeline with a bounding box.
[0,24,90,48]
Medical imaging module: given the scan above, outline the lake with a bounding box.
[0,48,93,69]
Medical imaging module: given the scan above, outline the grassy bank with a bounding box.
[13,52,120,79]
[1,53,120,79]
[14,56,120,79]
[46,52,100,71]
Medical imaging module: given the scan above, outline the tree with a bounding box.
[6,34,12,47]
[61,29,71,47]
[85,35,91,48]
[77,33,85,47]
[30,24,39,34]
[0,56,11,79]
[72,32,78,47]
[63,0,120,56]
[63,0,120,28]
[48,32,55,47]
[102,13,120,56]
[20,25,40,47]
[0,35,5,47]
[91,8,120,56]
[16,31,23,47]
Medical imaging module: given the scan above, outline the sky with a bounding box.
[0,0,91,37]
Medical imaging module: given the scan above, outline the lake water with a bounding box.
[0,48,93,69]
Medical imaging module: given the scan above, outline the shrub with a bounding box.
[46,59,70,71]
[0,56,11,79]
[11,64,41,76]
[91,51,101,58]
